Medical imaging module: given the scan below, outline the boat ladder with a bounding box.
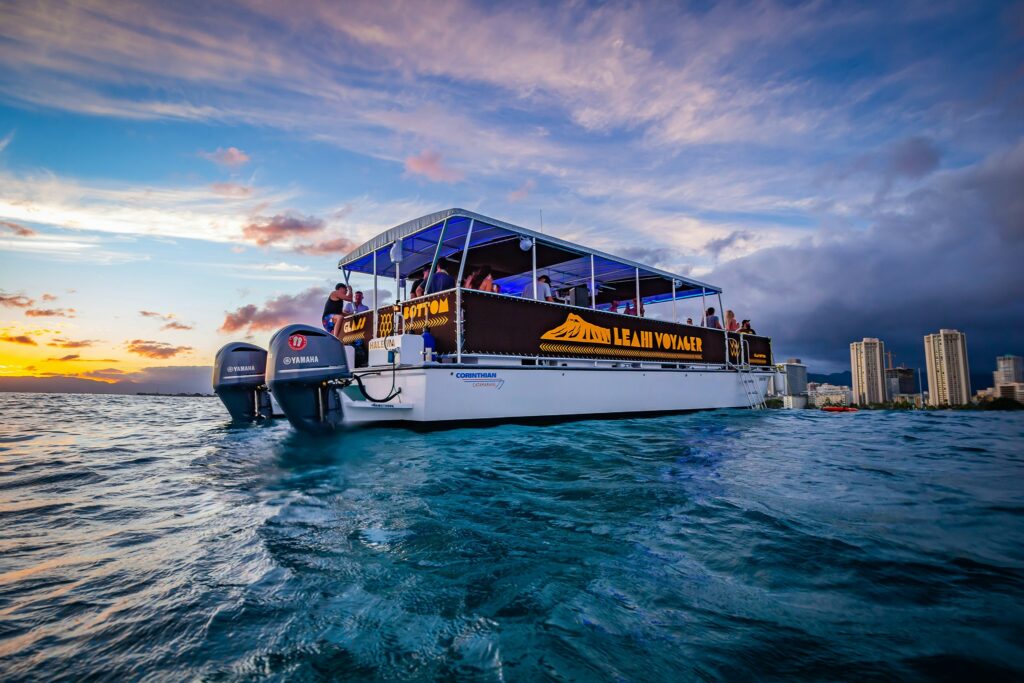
[739,338,766,410]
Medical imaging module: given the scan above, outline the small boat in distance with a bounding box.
[213,209,775,432]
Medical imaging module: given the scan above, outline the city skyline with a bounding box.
[1,0,1023,394]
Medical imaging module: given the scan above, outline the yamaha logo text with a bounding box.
[283,355,320,365]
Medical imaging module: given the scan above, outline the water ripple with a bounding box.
[0,394,1022,680]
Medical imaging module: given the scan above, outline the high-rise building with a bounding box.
[993,355,1023,388]
[850,338,887,405]
[924,329,971,406]
[885,367,916,397]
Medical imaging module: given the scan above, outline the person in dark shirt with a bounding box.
[426,260,456,294]
[322,283,351,338]
[739,319,756,335]
[409,266,430,299]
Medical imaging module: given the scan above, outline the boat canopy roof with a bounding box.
[338,208,721,305]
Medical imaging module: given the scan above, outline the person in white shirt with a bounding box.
[344,290,370,314]
[534,275,554,302]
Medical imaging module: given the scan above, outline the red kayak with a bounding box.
[822,406,859,412]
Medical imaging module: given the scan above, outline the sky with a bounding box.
[0,0,1022,393]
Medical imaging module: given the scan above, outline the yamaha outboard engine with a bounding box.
[213,342,273,421]
[267,323,352,433]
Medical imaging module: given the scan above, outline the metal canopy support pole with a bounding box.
[394,248,401,336]
[531,239,538,299]
[590,254,596,309]
[718,292,728,367]
[456,219,475,364]
[456,219,475,286]
[634,268,640,315]
[671,280,677,323]
[423,217,450,295]
[701,287,707,325]
[372,250,378,337]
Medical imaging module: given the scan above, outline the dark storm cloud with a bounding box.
[712,140,1024,373]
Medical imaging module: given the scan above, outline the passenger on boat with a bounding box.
[322,283,352,337]
[465,265,494,291]
[632,298,645,317]
[491,282,502,294]
[410,266,430,298]
[609,300,619,313]
[624,300,635,316]
[426,260,456,294]
[345,291,369,314]
[724,309,740,332]
[686,317,693,325]
[703,307,722,329]
[739,319,756,335]
[533,275,554,302]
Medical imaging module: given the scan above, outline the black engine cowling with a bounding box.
[267,324,352,433]
[213,342,272,421]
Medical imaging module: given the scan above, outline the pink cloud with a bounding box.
[0,291,34,308]
[220,286,327,334]
[25,307,76,317]
[507,179,537,203]
[161,320,194,331]
[211,182,252,197]
[404,150,463,183]
[242,213,324,247]
[292,236,358,256]
[125,339,193,359]
[199,146,250,167]
[0,220,35,237]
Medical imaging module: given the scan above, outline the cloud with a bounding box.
[41,293,58,301]
[292,236,358,256]
[139,310,176,321]
[199,146,250,167]
[211,182,252,197]
[711,140,1024,372]
[242,213,325,246]
[219,286,327,334]
[0,365,214,394]
[888,137,942,179]
[703,230,754,261]
[507,179,537,203]
[0,334,37,345]
[1,220,35,236]
[48,354,80,361]
[24,307,75,317]
[161,320,194,331]
[0,291,34,308]
[125,339,193,358]
[404,150,462,183]
[48,337,98,348]
[0,130,12,152]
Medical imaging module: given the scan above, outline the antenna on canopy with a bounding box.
[539,209,544,234]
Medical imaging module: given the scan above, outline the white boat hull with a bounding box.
[339,364,772,424]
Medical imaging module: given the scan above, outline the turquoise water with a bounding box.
[1,393,1022,681]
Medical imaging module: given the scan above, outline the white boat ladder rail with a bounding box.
[739,338,766,410]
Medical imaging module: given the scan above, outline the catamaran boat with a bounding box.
[213,209,774,432]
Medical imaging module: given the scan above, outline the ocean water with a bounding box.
[0,393,1022,681]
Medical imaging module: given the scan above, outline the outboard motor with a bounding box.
[267,323,352,433]
[213,342,273,421]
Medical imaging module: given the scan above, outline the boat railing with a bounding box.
[339,287,773,368]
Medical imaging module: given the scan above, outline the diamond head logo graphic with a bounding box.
[540,313,612,345]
